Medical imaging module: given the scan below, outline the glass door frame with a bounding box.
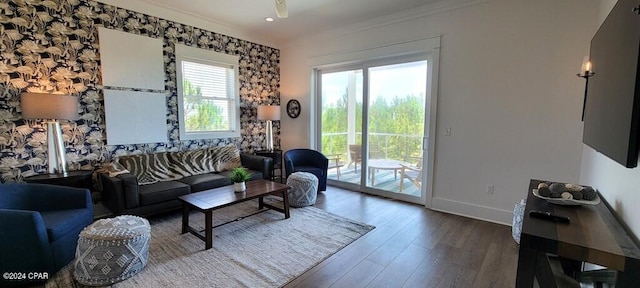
[314,49,439,207]
[315,64,364,194]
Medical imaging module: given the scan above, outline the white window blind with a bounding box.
[175,44,240,140]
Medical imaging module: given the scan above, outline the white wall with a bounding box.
[280,0,600,224]
[579,0,640,240]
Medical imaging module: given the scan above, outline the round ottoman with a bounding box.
[512,198,526,245]
[74,215,151,286]
[287,172,319,207]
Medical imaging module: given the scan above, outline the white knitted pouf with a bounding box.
[286,172,319,207]
[74,215,151,286]
[512,198,526,245]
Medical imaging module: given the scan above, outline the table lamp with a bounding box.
[257,105,280,151]
[21,92,78,175]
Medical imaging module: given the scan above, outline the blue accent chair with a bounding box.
[284,149,329,191]
[0,183,93,284]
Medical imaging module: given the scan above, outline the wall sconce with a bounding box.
[21,92,79,175]
[577,57,595,121]
[257,105,280,151]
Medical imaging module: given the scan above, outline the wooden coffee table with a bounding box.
[178,179,291,249]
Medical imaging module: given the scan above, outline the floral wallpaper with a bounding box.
[0,0,280,182]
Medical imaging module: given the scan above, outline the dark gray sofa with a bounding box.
[98,147,272,217]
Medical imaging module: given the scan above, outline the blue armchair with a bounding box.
[0,183,93,284]
[284,149,329,191]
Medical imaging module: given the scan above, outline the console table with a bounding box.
[24,170,94,189]
[516,179,640,287]
[255,149,283,183]
[24,170,113,219]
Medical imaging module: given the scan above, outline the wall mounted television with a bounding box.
[583,0,640,168]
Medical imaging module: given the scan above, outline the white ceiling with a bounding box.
[138,0,444,42]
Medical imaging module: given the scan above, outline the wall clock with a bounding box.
[286,99,301,118]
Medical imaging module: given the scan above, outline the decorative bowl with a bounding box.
[532,188,600,206]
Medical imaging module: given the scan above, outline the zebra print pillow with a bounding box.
[168,145,242,175]
[116,145,242,184]
[117,152,183,185]
[169,148,218,176]
[210,145,242,172]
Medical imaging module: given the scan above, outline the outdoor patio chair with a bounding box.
[399,160,422,192]
[348,144,362,172]
[325,154,345,180]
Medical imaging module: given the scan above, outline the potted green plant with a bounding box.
[230,167,252,192]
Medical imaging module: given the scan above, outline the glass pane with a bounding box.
[320,69,363,184]
[184,98,231,132]
[365,60,427,196]
[181,60,236,133]
[182,61,230,99]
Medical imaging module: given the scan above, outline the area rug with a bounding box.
[45,199,374,288]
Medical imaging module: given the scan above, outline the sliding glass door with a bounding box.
[317,55,433,204]
[364,60,427,201]
[319,68,363,186]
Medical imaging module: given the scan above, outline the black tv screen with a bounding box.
[583,0,640,168]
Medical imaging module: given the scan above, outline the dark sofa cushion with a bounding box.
[178,173,232,192]
[138,181,190,206]
[40,209,93,242]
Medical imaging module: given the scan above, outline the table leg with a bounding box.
[259,196,264,209]
[535,252,557,288]
[516,245,537,288]
[181,204,189,234]
[616,261,640,287]
[205,210,212,250]
[282,190,290,219]
[371,168,376,186]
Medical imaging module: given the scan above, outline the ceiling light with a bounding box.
[265,17,274,22]
[275,0,288,18]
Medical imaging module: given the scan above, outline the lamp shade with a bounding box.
[257,105,281,121]
[21,93,78,120]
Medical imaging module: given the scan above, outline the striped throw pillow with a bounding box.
[117,152,183,185]
[210,145,242,172]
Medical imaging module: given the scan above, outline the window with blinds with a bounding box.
[175,44,240,140]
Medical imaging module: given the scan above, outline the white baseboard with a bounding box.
[430,197,513,226]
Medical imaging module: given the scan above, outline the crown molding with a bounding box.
[283,0,491,48]
[95,0,279,48]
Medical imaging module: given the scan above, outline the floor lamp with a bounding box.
[21,92,78,175]
[257,105,280,151]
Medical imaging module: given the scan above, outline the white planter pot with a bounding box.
[233,182,246,192]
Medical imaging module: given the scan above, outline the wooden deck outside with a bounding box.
[327,164,421,197]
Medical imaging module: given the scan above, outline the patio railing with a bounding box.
[321,132,423,162]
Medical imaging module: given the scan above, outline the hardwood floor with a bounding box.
[284,186,519,288]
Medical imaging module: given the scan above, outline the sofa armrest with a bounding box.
[240,154,273,180]
[99,173,140,214]
[0,209,54,274]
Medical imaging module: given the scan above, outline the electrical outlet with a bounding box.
[445,127,451,136]
[486,185,494,194]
